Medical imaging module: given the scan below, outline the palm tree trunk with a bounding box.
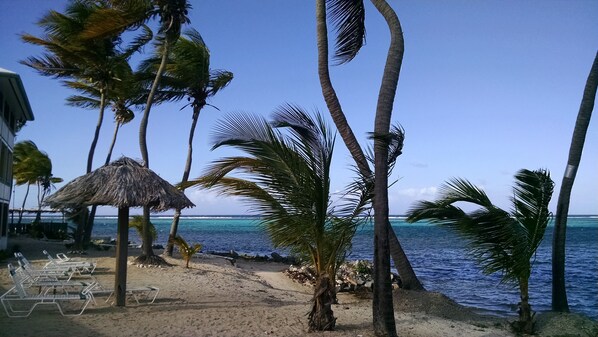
[388,222,425,290]
[86,89,106,173]
[552,51,598,312]
[83,122,123,247]
[35,182,42,223]
[370,0,403,334]
[17,184,30,225]
[81,90,107,248]
[106,121,122,165]
[138,40,172,262]
[308,274,336,331]
[315,0,423,292]
[315,0,370,175]
[518,277,534,334]
[166,108,200,256]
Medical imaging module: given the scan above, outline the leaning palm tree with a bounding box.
[80,0,192,265]
[185,106,369,331]
[552,51,597,312]
[169,235,202,268]
[317,1,418,334]
[406,169,554,334]
[138,28,233,257]
[21,0,152,248]
[13,141,43,224]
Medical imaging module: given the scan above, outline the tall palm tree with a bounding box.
[552,51,598,312]
[185,106,369,331]
[406,169,554,334]
[317,1,419,334]
[138,29,233,257]
[317,0,423,300]
[21,0,151,248]
[80,0,192,264]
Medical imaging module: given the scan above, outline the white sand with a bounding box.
[0,237,514,337]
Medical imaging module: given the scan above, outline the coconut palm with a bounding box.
[12,141,62,223]
[138,28,233,257]
[406,169,554,334]
[21,0,151,174]
[169,235,202,268]
[185,106,369,331]
[79,0,192,264]
[317,1,418,334]
[552,51,597,312]
[21,0,151,249]
[12,140,46,224]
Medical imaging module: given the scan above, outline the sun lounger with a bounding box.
[42,250,97,273]
[14,253,92,282]
[1,264,96,317]
[93,286,160,305]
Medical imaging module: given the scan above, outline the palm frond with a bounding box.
[326,0,366,65]
[66,95,101,109]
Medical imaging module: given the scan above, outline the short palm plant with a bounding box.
[129,215,157,247]
[169,235,202,268]
[406,169,554,334]
[184,105,368,331]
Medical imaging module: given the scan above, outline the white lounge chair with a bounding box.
[42,250,97,273]
[93,286,160,305]
[1,264,96,317]
[15,253,92,282]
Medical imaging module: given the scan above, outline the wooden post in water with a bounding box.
[115,207,129,306]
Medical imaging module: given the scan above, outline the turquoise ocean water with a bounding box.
[33,215,598,319]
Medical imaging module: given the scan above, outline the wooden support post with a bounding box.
[115,207,129,306]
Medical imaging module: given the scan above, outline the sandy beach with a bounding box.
[0,236,545,337]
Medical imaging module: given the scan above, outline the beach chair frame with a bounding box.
[1,265,96,317]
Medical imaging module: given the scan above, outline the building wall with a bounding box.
[0,87,17,250]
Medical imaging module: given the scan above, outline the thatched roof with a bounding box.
[44,157,194,211]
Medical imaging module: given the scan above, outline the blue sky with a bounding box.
[1,1,597,215]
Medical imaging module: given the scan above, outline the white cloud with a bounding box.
[397,186,438,199]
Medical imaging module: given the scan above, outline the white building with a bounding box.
[0,68,35,251]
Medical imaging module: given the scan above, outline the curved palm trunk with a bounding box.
[315,0,423,292]
[388,223,424,290]
[166,107,200,257]
[552,51,598,312]
[315,0,369,175]
[83,121,125,246]
[80,91,107,249]
[17,184,31,225]
[308,274,336,331]
[138,40,171,263]
[370,1,403,334]
[106,121,123,165]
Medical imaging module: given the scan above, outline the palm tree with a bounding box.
[21,0,151,248]
[169,235,202,268]
[406,169,554,334]
[317,1,419,334]
[138,29,233,257]
[129,215,157,247]
[552,51,598,312]
[12,141,62,223]
[317,0,423,298]
[79,0,192,264]
[185,106,369,331]
[13,141,42,224]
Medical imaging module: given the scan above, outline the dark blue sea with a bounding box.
[47,215,598,319]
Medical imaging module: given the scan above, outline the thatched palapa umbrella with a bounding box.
[45,157,194,306]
